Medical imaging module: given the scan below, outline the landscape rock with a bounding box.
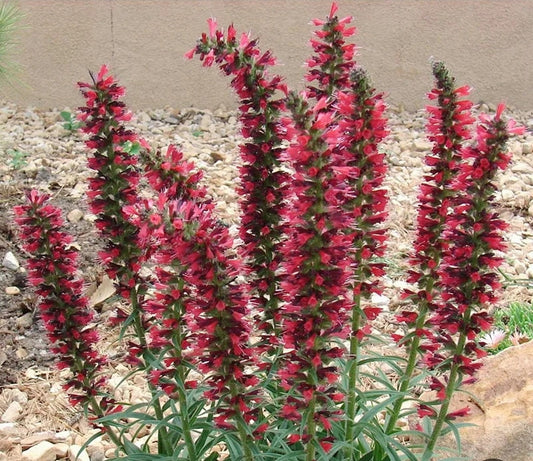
[67,208,84,223]
[443,340,533,461]
[0,422,21,437]
[1,401,23,422]
[2,251,19,271]
[5,286,20,295]
[69,444,90,461]
[16,313,33,330]
[21,440,57,461]
[20,431,56,448]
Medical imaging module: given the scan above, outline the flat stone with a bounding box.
[54,442,69,458]
[68,444,90,461]
[0,422,21,436]
[16,313,33,329]
[442,340,533,460]
[20,431,56,448]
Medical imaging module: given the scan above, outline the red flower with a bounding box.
[14,190,108,408]
[78,65,148,305]
[190,20,289,357]
[447,406,471,420]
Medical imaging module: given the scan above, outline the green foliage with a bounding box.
[6,147,28,169]
[489,302,533,352]
[60,110,82,132]
[0,2,21,83]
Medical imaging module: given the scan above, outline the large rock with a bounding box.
[445,340,533,460]
[21,441,57,461]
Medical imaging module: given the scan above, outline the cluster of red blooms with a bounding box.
[187,19,289,353]
[433,104,525,372]
[396,63,475,345]
[78,65,148,301]
[14,191,107,408]
[396,63,524,423]
[149,200,257,430]
[305,3,389,341]
[126,143,259,431]
[278,92,352,446]
[306,2,357,99]
[124,144,210,379]
[333,68,389,330]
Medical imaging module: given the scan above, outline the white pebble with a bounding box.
[2,251,19,270]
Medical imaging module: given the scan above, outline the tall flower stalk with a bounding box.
[304,6,390,451]
[335,68,389,452]
[188,20,288,356]
[78,66,174,453]
[421,104,524,459]
[279,91,352,460]
[124,145,211,460]
[14,191,122,448]
[387,62,474,434]
[149,198,257,461]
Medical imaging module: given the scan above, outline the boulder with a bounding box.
[445,340,533,460]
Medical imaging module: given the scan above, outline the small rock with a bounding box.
[1,401,22,422]
[69,444,90,461]
[21,440,57,461]
[21,431,56,448]
[501,189,514,201]
[0,422,21,436]
[371,292,390,310]
[86,443,105,461]
[2,251,20,270]
[67,208,84,223]
[199,114,212,130]
[54,442,69,458]
[513,260,527,275]
[210,151,225,162]
[411,138,432,151]
[5,286,20,295]
[16,313,33,329]
[16,347,29,359]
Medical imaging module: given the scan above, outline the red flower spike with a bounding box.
[78,66,149,318]
[145,194,258,431]
[434,104,523,376]
[14,191,109,409]
[190,20,289,359]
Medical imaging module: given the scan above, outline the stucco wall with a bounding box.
[0,0,531,111]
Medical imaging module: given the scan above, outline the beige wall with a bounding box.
[1,0,531,111]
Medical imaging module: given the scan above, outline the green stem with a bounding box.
[87,395,124,451]
[174,324,198,460]
[421,363,460,461]
[344,292,362,459]
[177,381,197,460]
[305,395,317,461]
[422,311,470,460]
[385,306,428,434]
[230,383,254,461]
[129,286,173,455]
